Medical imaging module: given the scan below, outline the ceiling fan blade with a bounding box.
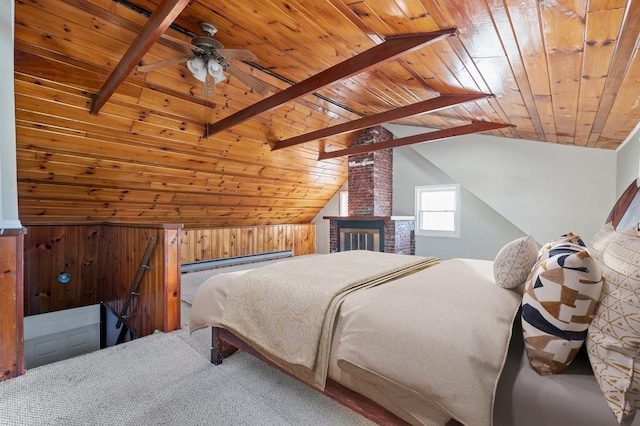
[159,33,205,54]
[217,48,258,62]
[202,72,216,97]
[226,65,270,97]
[137,56,189,72]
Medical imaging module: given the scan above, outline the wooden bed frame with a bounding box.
[207,179,640,426]
[210,327,430,425]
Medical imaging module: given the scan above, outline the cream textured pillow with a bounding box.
[523,236,603,375]
[587,222,616,262]
[587,225,640,422]
[493,235,538,289]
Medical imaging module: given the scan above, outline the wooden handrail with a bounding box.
[116,234,158,330]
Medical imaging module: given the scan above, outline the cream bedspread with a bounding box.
[190,250,439,389]
[190,255,521,426]
[331,258,523,426]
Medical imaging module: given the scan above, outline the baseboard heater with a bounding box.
[181,250,293,273]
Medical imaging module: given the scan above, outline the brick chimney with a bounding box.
[325,125,415,255]
[347,126,393,216]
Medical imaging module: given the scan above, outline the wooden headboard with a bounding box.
[606,178,640,229]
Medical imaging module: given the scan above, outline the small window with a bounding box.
[415,184,460,237]
[339,191,348,216]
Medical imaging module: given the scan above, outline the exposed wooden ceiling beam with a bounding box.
[318,121,513,160]
[89,0,189,115]
[272,93,492,151]
[203,29,458,138]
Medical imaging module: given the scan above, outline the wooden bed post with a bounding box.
[211,327,224,365]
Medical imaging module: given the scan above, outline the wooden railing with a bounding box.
[22,223,314,338]
[23,223,181,337]
[100,224,181,336]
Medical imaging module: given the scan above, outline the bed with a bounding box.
[189,179,640,426]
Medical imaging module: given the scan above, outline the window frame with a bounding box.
[414,184,460,238]
[339,190,349,217]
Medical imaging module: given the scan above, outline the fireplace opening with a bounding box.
[340,228,381,252]
[337,220,384,252]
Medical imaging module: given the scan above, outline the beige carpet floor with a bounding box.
[0,257,372,426]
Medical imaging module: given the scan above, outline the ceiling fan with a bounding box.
[137,22,270,97]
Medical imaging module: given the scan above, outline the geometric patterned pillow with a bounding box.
[587,225,640,422]
[522,235,603,375]
[537,232,586,260]
[493,235,539,289]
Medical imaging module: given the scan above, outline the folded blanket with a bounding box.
[220,250,440,389]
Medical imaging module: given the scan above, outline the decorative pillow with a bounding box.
[587,225,640,422]
[537,232,585,259]
[493,235,538,289]
[587,222,617,262]
[522,235,603,375]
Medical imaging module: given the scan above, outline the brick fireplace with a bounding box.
[325,126,415,255]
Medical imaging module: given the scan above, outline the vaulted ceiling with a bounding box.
[13,0,640,226]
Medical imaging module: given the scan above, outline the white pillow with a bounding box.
[493,235,538,289]
[587,223,616,262]
[587,225,640,422]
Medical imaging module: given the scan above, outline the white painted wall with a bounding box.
[0,1,21,230]
[312,148,526,260]
[387,124,616,244]
[616,122,640,197]
[311,183,345,254]
[393,146,525,260]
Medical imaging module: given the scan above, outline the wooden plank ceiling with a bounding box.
[13,0,640,227]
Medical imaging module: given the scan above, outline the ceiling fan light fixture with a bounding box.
[207,60,226,83]
[187,57,207,82]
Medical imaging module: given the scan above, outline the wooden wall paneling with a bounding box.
[23,225,102,315]
[163,226,182,332]
[597,50,640,146]
[483,0,545,141]
[180,224,316,264]
[0,230,25,381]
[16,112,344,189]
[18,200,318,227]
[58,226,79,310]
[22,224,181,336]
[589,0,640,147]
[17,0,134,60]
[540,1,586,144]
[574,7,625,146]
[24,226,52,315]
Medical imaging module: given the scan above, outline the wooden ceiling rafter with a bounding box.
[202,29,459,138]
[272,93,493,151]
[318,120,514,160]
[89,0,190,115]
